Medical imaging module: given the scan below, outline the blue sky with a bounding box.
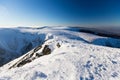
[0,0,120,27]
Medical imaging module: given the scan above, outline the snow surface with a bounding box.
[0,26,120,80]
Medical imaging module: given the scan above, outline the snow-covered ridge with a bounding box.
[0,26,120,66]
[0,27,120,80]
[0,27,52,66]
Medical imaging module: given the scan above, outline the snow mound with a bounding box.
[0,27,120,80]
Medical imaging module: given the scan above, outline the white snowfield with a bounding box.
[0,27,120,80]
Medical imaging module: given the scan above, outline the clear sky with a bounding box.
[0,0,120,27]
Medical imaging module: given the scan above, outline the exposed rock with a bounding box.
[42,45,51,55]
[34,45,42,52]
[56,43,61,48]
[9,44,52,69]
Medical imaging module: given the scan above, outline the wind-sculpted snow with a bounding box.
[0,27,120,80]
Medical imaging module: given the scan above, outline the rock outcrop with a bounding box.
[9,45,49,69]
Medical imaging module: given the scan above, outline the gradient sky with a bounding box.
[0,0,120,27]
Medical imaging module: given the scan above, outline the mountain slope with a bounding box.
[0,28,47,66]
[0,27,120,80]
